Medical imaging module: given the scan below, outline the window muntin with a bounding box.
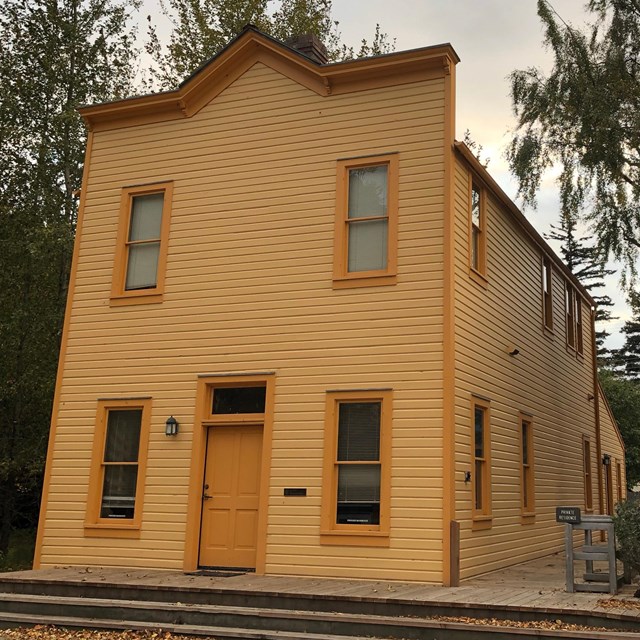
[333,155,398,287]
[469,181,486,277]
[86,398,151,534]
[542,257,553,330]
[471,398,491,520]
[521,417,535,515]
[583,436,593,511]
[321,390,391,542]
[111,182,173,305]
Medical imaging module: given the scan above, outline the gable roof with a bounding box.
[79,25,459,132]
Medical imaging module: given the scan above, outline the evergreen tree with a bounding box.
[144,0,394,90]
[0,0,139,559]
[507,0,640,288]
[616,292,640,380]
[545,213,616,365]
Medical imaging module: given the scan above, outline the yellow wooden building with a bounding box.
[34,27,626,586]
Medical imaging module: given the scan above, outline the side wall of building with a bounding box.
[37,62,447,582]
[452,154,601,580]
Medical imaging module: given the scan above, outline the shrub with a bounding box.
[614,500,640,576]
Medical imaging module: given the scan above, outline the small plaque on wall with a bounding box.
[284,488,307,497]
[555,506,581,524]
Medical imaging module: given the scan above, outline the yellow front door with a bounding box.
[198,425,263,569]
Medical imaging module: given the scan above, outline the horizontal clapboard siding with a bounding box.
[40,62,446,582]
[598,388,626,505]
[452,157,600,580]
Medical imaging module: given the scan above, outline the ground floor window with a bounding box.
[85,398,151,535]
[520,415,535,517]
[321,389,391,545]
[471,396,492,524]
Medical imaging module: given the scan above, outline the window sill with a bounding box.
[471,515,492,531]
[320,530,390,547]
[333,274,397,290]
[543,326,554,339]
[469,268,488,289]
[110,292,164,307]
[521,512,536,524]
[84,523,141,539]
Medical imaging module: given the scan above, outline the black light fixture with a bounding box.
[602,453,611,466]
[165,416,179,436]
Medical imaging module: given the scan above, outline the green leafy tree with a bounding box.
[545,213,617,364]
[144,0,394,90]
[507,0,640,287]
[0,0,139,559]
[599,370,640,490]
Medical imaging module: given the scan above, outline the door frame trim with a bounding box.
[184,373,275,574]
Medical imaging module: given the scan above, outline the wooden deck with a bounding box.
[1,551,638,622]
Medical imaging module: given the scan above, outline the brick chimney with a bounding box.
[285,33,328,65]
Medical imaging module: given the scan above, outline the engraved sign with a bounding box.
[556,506,581,524]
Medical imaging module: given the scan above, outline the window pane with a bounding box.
[474,460,483,510]
[471,184,481,226]
[126,242,160,290]
[100,465,138,519]
[471,227,480,270]
[129,193,163,241]
[474,407,484,458]
[522,421,529,465]
[212,386,266,414]
[337,402,380,461]
[104,409,142,462]
[337,464,380,524]
[347,219,388,272]
[348,166,388,218]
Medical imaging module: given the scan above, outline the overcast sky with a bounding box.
[142,0,629,346]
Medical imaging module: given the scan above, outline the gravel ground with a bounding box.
[0,631,201,640]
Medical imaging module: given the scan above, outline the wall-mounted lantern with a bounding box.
[165,416,179,436]
[602,453,611,466]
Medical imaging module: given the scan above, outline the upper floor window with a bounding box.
[542,256,553,330]
[565,283,584,354]
[111,182,173,306]
[333,154,398,288]
[470,181,486,278]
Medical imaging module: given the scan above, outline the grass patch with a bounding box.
[0,528,35,572]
